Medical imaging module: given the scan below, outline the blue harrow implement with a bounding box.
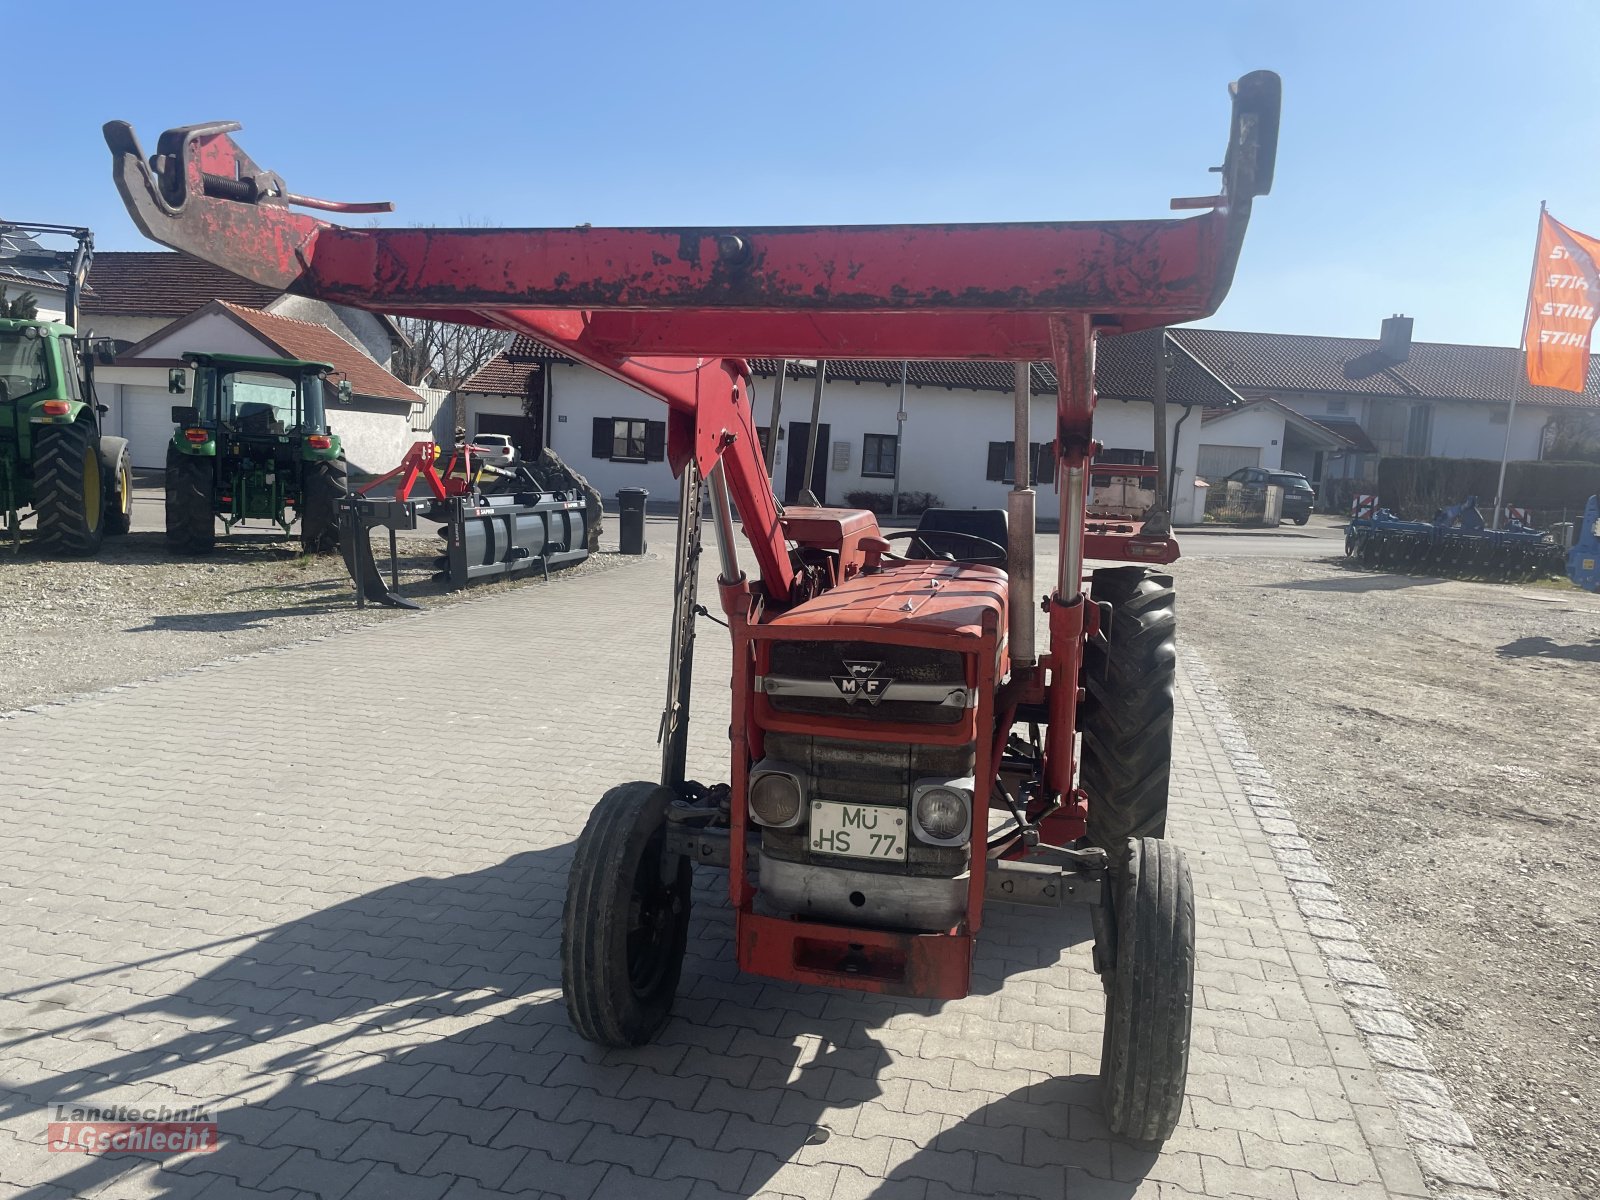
[1345,495,1566,583]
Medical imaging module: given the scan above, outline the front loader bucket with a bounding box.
[443,494,589,586]
[339,501,423,610]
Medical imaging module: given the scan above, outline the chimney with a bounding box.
[1379,314,1413,363]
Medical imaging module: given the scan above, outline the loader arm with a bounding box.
[104,71,1279,603]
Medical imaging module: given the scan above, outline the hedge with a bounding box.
[1375,456,1600,523]
[843,490,942,516]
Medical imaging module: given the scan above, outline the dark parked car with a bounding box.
[1223,466,1316,524]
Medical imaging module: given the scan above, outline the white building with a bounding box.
[1174,318,1600,489]
[455,331,1244,526]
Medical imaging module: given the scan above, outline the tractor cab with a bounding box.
[163,352,350,553]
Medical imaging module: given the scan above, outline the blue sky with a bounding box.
[17,1,1600,347]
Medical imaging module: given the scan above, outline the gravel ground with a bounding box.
[0,528,640,714]
[1174,550,1600,1200]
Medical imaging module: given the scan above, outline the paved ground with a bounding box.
[0,540,1473,1198]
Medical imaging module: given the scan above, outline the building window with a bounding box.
[592,416,665,463]
[862,434,897,478]
[1326,398,1348,415]
[985,442,1057,484]
[1403,403,1433,456]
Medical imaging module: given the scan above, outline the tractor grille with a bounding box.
[761,640,967,726]
[759,731,974,877]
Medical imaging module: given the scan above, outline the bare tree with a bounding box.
[390,316,509,391]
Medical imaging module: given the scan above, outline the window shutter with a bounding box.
[1031,442,1057,485]
[644,420,667,462]
[986,442,1008,482]
[592,417,612,459]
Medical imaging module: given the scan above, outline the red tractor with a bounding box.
[107,73,1278,1140]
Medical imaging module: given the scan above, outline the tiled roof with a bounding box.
[463,329,1241,408]
[459,335,551,394]
[1171,327,1600,411]
[1307,415,1378,454]
[80,251,281,315]
[216,302,416,403]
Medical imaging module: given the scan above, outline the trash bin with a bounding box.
[617,487,649,555]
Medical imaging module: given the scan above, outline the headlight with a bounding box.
[912,778,973,845]
[749,763,804,827]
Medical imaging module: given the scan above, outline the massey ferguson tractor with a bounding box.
[106,73,1278,1140]
[162,351,349,554]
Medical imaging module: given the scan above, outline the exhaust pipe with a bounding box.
[1007,362,1037,667]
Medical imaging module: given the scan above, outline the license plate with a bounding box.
[809,801,907,861]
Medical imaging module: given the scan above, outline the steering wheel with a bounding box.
[883,528,1008,567]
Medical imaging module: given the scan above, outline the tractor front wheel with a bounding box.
[562,782,692,1047]
[1099,836,1195,1142]
[33,420,105,557]
[1081,566,1177,850]
[165,450,215,554]
[300,456,348,554]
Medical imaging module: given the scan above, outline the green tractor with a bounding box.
[0,223,134,555]
[164,352,350,554]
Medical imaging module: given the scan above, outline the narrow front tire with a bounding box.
[562,782,692,1047]
[1100,836,1195,1142]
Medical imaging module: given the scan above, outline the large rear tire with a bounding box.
[1081,566,1177,851]
[33,420,104,557]
[562,782,692,1047]
[300,456,348,554]
[1100,836,1195,1142]
[164,449,215,554]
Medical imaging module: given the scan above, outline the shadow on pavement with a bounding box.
[1261,569,1451,593]
[1496,635,1600,663]
[0,843,1135,1200]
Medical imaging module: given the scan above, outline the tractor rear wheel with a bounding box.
[33,420,104,557]
[165,449,215,554]
[1081,566,1177,851]
[1100,836,1195,1142]
[300,456,348,554]
[102,439,134,536]
[562,781,692,1047]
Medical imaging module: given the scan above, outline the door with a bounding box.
[475,412,544,461]
[1196,443,1261,483]
[785,421,829,504]
[121,384,181,468]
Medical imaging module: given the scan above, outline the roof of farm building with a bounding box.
[1172,327,1600,411]
[464,325,1600,414]
[78,251,282,314]
[212,303,417,402]
[460,329,1244,408]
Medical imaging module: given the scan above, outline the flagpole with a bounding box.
[1494,200,1546,530]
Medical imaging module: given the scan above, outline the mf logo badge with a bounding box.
[832,660,890,704]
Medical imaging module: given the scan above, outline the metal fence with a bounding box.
[411,386,451,432]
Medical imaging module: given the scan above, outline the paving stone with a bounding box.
[0,553,1467,1200]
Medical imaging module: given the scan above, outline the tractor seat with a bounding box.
[235,403,283,435]
[906,508,1009,566]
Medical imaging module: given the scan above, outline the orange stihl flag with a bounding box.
[1524,210,1600,392]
